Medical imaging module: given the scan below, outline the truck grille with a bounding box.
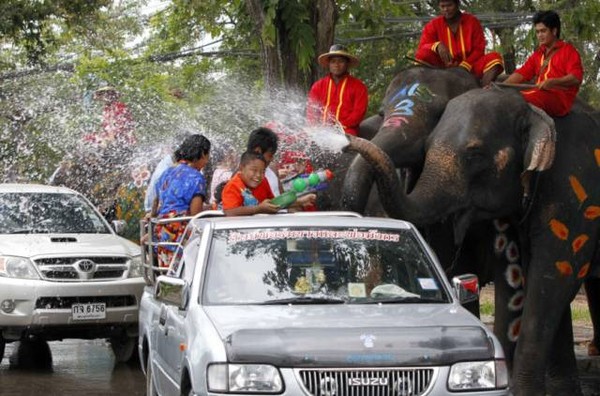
[34,256,129,281]
[297,368,435,396]
[35,295,137,309]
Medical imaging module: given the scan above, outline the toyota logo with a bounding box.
[76,259,95,272]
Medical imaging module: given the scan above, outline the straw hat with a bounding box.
[317,44,360,69]
[94,86,120,97]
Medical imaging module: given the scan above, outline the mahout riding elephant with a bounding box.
[344,87,600,395]
[340,65,524,361]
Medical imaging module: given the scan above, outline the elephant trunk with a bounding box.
[343,136,466,226]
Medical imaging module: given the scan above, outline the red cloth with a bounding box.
[306,74,368,136]
[221,172,274,210]
[415,12,503,78]
[83,101,136,146]
[514,40,583,117]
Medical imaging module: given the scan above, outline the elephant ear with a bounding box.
[524,104,556,172]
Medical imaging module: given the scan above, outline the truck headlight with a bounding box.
[207,363,283,393]
[0,256,39,279]
[448,360,508,390]
[128,255,143,278]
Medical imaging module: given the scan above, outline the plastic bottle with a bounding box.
[271,190,297,208]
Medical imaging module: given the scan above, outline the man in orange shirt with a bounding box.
[306,45,368,136]
[416,0,503,86]
[503,10,583,117]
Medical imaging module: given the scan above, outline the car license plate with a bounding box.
[72,303,106,320]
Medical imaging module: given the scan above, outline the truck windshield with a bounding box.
[0,192,111,234]
[203,227,450,305]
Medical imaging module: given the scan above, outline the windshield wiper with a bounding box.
[260,296,345,305]
[9,228,50,234]
[360,296,443,304]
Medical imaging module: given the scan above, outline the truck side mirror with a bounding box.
[155,275,189,309]
[112,220,126,235]
[452,274,479,305]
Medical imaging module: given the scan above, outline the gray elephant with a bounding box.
[341,65,524,361]
[345,87,600,395]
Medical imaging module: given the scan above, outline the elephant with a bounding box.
[340,65,524,361]
[344,87,600,395]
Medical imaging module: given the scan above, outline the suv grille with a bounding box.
[297,368,435,396]
[35,295,137,309]
[34,256,129,281]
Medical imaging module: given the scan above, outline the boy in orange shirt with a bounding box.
[221,152,280,216]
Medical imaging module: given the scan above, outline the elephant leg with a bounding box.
[545,305,583,396]
[491,219,523,372]
[584,276,600,355]
[511,272,582,395]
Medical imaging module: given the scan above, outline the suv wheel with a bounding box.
[109,335,137,364]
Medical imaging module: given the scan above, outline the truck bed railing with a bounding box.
[140,210,224,285]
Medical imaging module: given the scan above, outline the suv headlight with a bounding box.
[207,363,283,393]
[128,255,143,278]
[448,360,508,390]
[0,256,40,279]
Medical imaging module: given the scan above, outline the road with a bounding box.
[0,339,145,396]
[0,337,598,395]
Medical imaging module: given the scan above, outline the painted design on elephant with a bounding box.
[548,150,600,279]
[572,234,589,253]
[556,261,573,277]
[569,175,587,203]
[578,262,590,279]
[508,317,521,342]
[549,219,569,240]
[494,219,524,341]
[508,290,525,311]
[585,205,600,220]
[505,264,523,289]
[382,82,435,128]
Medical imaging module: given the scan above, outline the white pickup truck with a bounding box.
[138,211,509,396]
[0,183,145,363]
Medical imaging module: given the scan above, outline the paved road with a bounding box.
[0,337,598,395]
[0,339,145,396]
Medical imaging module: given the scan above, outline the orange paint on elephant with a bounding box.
[595,149,600,167]
[555,261,573,277]
[578,263,591,279]
[549,219,569,240]
[569,175,587,203]
[584,206,600,220]
[572,234,589,253]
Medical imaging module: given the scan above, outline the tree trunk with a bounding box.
[308,0,337,89]
[245,0,280,91]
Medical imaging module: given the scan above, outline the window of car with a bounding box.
[0,192,111,234]
[203,226,450,305]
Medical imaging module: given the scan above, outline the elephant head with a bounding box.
[342,66,478,214]
[345,88,555,242]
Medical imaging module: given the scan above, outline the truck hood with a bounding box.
[0,234,139,258]
[204,305,495,367]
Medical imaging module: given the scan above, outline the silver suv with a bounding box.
[139,212,509,396]
[0,183,144,363]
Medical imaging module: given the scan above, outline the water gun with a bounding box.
[272,169,334,208]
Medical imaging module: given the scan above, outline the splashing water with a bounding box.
[0,72,353,238]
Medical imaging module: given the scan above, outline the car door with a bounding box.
[154,233,201,395]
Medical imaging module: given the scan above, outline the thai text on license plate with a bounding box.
[72,303,106,320]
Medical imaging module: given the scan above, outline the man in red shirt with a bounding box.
[416,0,503,86]
[503,10,583,117]
[306,44,368,136]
